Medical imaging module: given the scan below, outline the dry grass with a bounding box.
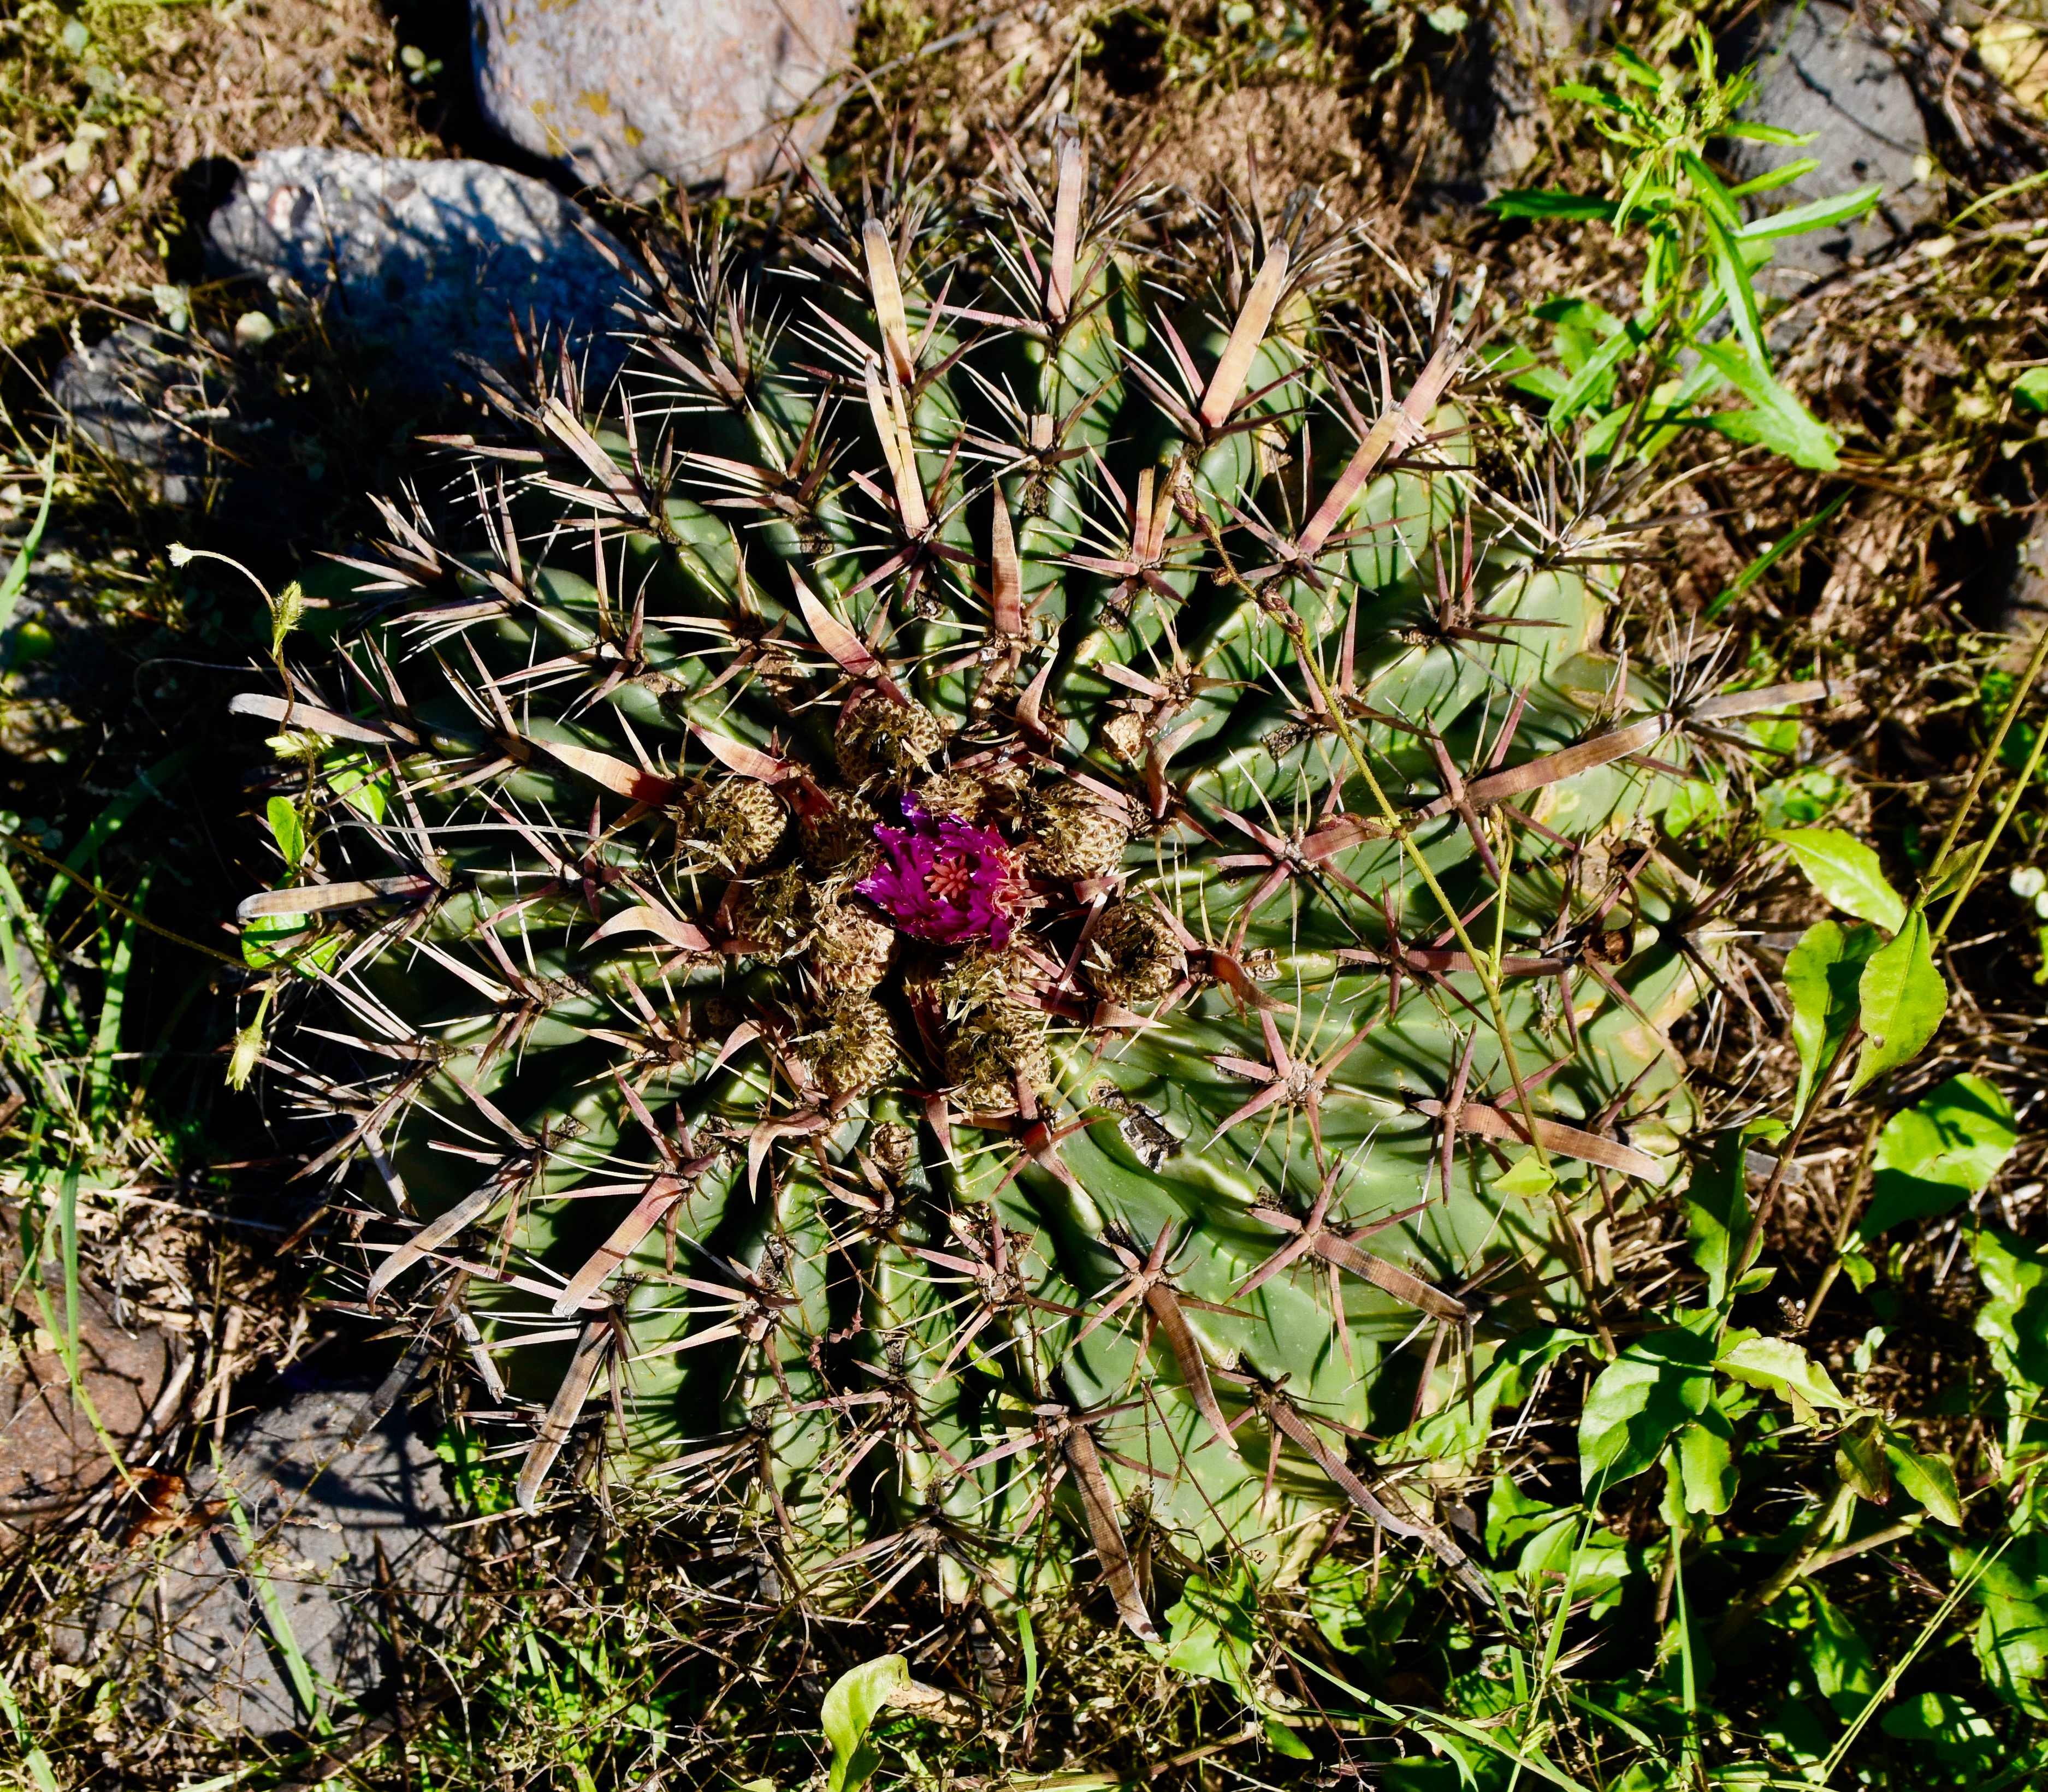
[0,0,443,343]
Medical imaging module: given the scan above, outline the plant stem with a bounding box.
[1923,619,2048,910]
[1935,646,2048,940]
[0,828,245,968]
[1713,1479,1855,1643]
[1732,1024,1860,1290]
[1801,1108,1883,1333]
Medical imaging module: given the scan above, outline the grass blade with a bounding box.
[217,1453,328,1729]
[0,444,55,642]
[0,1665,61,1792]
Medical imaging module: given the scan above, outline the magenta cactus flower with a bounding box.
[856,799,1029,947]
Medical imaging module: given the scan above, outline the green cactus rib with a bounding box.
[235,149,1816,1634]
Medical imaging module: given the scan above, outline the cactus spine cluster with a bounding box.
[238,138,1816,1634]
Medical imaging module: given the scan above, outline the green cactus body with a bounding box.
[239,150,1762,1635]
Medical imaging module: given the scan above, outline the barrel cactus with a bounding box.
[235,143,1816,1635]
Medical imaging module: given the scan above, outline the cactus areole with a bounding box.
[236,145,1818,1634]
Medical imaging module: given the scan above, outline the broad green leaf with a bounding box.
[1701,204,1767,369]
[1579,1328,1716,1488]
[1508,365,1571,404]
[1488,188,1620,222]
[328,755,391,823]
[1673,1404,1737,1515]
[1877,1690,2003,1761]
[1532,296,1625,377]
[1682,1132,1745,1309]
[1765,828,1907,931]
[1783,921,1883,1117]
[2015,366,2048,413]
[1834,1416,1892,1503]
[1738,183,1883,242]
[1485,1471,1563,1558]
[821,1654,908,1792]
[1973,1230,2048,1407]
[1885,1440,1963,1526]
[1788,1586,1879,1721]
[1850,907,1948,1093]
[1399,1328,1587,1463]
[1723,121,1817,145]
[1716,1334,1856,1420]
[1682,1126,1779,1308]
[1698,341,1841,470]
[1495,1152,1556,1198]
[1952,1536,2048,1719]
[1552,318,1644,424]
[265,797,307,871]
[1726,157,1820,199]
[1860,1075,2017,1238]
[240,916,346,976]
[1164,1568,1262,1704]
[1514,1511,1633,1610]
[1266,1718,1315,1760]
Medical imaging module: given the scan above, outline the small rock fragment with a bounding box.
[0,1234,180,1530]
[51,327,230,507]
[56,1381,463,1738]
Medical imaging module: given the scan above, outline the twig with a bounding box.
[1733,1024,1860,1290]
[1801,1108,1884,1332]
[1713,1479,1854,1643]
[0,826,245,968]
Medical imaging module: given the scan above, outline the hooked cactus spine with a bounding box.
[236,137,1821,1637]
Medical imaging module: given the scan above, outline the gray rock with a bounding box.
[57,1382,461,1739]
[471,0,856,198]
[206,148,638,392]
[1727,2,1938,285]
[52,327,232,506]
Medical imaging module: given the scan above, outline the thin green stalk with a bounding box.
[217,1452,329,1731]
[1935,661,2048,940]
[1703,488,1850,620]
[58,1160,78,1394]
[1813,1534,2011,1782]
[1713,1479,1855,1644]
[1732,1023,1860,1290]
[0,1665,60,1792]
[24,1268,141,1498]
[0,826,243,968]
[86,874,145,1129]
[1671,1521,1702,1789]
[0,443,56,645]
[1922,621,2048,905]
[1951,165,2048,227]
[1802,1108,1883,1333]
